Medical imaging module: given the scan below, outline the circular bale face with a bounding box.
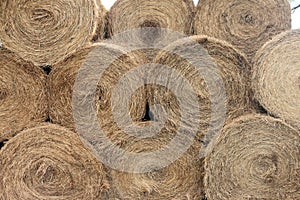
[109,134,204,200]
[107,0,195,60]
[0,48,48,142]
[0,0,106,66]
[253,29,300,130]
[194,0,291,61]
[151,35,252,127]
[108,0,195,36]
[205,114,300,199]
[0,123,109,200]
[49,43,148,131]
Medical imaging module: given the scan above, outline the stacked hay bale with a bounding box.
[252,29,300,130]
[0,124,109,200]
[0,0,298,199]
[193,0,291,61]
[0,0,107,66]
[0,48,48,142]
[107,0,195,60]
[109,134,204,199]
[49,43,148,130]
[205,115,300,199]
[108,0,195,36]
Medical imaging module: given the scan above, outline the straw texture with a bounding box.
[108,0,195,36]
[0,48,48,142]
[194,0,291,60]
[109,131,204,200]
[150,35,251,133]
[49,43,148,130]
[205,114,300,199]
[0,123,109,200]
[253,29,300,129]
[0,0,106,66]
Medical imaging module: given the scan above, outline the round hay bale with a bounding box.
[253,29,300,130]
[0,123,109,200]
[109,131,204,199]
[149,35,252,138]
[0,48,48,142]
[205,114,300,199]
[194,0,291,61]
[49,43,148,131]
[108,0,195,36]
[0,0,107,66]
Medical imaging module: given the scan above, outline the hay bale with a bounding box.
[194,0,291,61]
[149,35,252,140]
[108,0,195,36]
[0,48,48,142]
[0,123,109,200]
[253,29,300,130]
[109,129,204,199]
[205,114,300,199]
[0,0,107,66]
[107,0,195,61]
[49,43,148,130]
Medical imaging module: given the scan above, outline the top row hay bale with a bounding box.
[107,0,195,37]
[193,0,291,61]
[0,0,107,66]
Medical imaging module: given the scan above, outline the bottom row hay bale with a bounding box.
[205,114,300,200]
[0,124,109,200]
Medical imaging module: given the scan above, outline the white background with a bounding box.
[102,0,300,29]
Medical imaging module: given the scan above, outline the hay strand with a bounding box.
[0,123,109,199]
[0,48,48,142]
[194,0,291,60]
[0,0,107,66]
[205,114,300,199]
[253,29,300,129]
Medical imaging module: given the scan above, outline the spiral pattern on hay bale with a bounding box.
[108,0,195,36]
[0,123,109,200]
[109,131,204,199]
[194,0,291,60]
[253,29,300,130]
[49,43,148,130]
[205,114,300,199]
[0,0,106,66]
[0,48,48,142]
[149,35,251,135]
